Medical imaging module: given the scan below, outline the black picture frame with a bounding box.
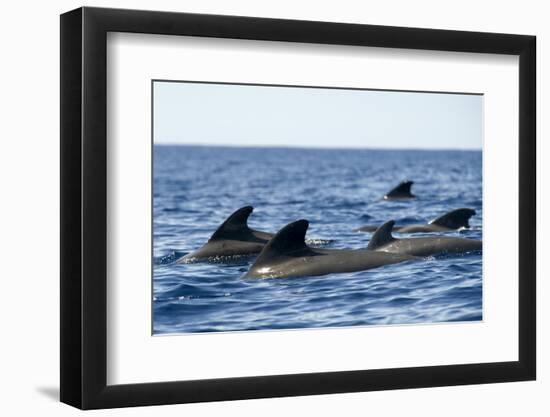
[60,6,536,410]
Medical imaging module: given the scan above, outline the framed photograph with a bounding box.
[60,6,536,409]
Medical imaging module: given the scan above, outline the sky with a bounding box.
[153,81,482,150]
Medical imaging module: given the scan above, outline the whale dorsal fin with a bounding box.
[384,181,414,199]
[209,206,253,241]
[252,220,310,264]
[429,208,476,229]
[367,220,396,250]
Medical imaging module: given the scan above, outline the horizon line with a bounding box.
[153,143,482,152]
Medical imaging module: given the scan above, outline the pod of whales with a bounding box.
[384,180,415,200]
[357,208,476,233]
[176,177,481,278]
[245,220,416,279]
[178,206,273,263]
[366,220,482,257]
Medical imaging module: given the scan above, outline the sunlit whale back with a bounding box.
[245,220,416,279]
[178,206,273,263]
[367,220,482,257]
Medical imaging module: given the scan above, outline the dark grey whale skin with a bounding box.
[177,206,273,263]
[383,180,415,200]
[245,220,416,279]
[367,220,482,257]
[357,208,477,234]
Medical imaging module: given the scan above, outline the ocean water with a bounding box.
[153,145,482,334]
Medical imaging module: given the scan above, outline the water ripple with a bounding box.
[154,146,482,334]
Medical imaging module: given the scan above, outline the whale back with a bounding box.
[367,220,397,250]
[429,208,476,230]
[384,180,415,199]
[209,206,254,241]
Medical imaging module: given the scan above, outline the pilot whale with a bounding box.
[383,180,415,200]
[244,220,416,279]
[357,208,476,233]
[177,206,273,263]
[366,220,482,257]
[178,206,331,263]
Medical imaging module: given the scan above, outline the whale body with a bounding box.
[177,206,273,263]
[245,220,416,279]
[357,208,476,233]
[366,220,482,257]
[383,180,415,200]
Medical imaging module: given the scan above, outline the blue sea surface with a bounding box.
[153,145,482,334]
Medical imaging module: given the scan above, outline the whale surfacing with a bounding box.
[384,180,415,200]
[367,220,482,257]
[245,220,416,279]
[178,206,273,263]
[357,208,476,233]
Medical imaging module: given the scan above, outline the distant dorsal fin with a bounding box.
[384,180,415,199]
[251,220,309,265]
[209,206,253,241]
[367,220,396,250]
[429,208,476,229]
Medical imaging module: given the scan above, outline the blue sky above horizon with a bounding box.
[153,81,483,150]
